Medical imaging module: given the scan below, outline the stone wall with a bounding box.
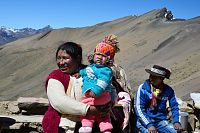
[0,95,200,133]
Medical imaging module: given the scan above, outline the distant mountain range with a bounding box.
[0,25,52,45]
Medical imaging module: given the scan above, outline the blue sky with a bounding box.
[1,0,200,29]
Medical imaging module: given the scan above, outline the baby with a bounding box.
[79,42,116,133]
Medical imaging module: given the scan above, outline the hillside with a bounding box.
[0,8,200,101]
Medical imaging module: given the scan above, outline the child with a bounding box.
[103,34,132,131]
[79,42,116,133]
[135,65,182,133]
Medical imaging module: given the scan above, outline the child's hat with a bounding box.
[103,34,119,44]
[94,42,116,59]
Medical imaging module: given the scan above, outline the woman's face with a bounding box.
[56,50,78,74]
[149,75,164,87]
[93,53,108,65]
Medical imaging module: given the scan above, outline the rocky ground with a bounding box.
[0,96,200,133]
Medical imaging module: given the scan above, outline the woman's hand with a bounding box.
[85,90,96,98]
[87,105,99,115]
[148,126,158,133]
[87,101,112,116]
[174,123,182,132]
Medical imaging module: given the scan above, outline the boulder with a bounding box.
[188,114,198,132]
[190,93,200,109]
[180,100,194,113]
[7,101,20,114]
[17,97,49,115]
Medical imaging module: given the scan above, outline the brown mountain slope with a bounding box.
[0,8,200,101]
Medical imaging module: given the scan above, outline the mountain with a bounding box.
[0,25,52,45]
[0,8,200,101]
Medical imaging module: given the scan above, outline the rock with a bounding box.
[17,97,49,115]
[0,116,16,127]
[180,101,194,113]
[0,125,2,132]
[177,98,194,113]
[188,114,198,132]
[8,123,23,129]
[0,115,43,123]
[155,8,167,18]
[7,101,20,114]
[185,100,195,109]
[0,101,10,115]
[190,93,200,109]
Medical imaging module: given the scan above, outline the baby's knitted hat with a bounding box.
[94,42,116,59]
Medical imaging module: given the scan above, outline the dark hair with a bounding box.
[56,42,82,64]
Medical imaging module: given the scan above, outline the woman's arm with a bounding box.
[47,79,90,116]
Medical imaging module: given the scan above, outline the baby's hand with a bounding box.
[85,90,96,98]
[72,73,80,79]
[89,91,96,97]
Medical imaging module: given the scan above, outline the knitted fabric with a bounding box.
[94,42,116,59]
[103,34,120,53]
[80,64,113,96]
[103,34,119,45]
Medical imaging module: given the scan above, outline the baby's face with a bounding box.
[93,53,108,65]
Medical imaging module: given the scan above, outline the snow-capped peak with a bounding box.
[0,25,52,45]
[0,26,19,33]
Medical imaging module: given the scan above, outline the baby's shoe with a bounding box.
[79,126,92,133]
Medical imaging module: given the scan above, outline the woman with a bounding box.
[42,42,112,133]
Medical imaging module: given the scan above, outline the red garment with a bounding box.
[150,94,157,110]
[42,69,70,133]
